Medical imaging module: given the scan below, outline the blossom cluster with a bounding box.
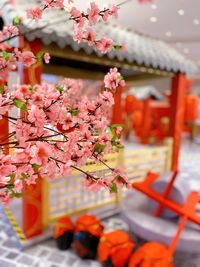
[0,70,128,204]
[0,23,50,80]
[0,0,151,204]
[26,1,122,54]
[104,68,125,91]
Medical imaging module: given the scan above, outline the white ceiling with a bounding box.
[73,0,200,71]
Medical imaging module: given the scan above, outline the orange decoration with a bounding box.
[75,214,104,238]
[112,85,123,124]
[128,242,174,267]
[56,123,75,134]
[54,217,74,238]
[98,230,135,267]
[184,95,199,122]
[125,95,136,114]
[132,110,143,129]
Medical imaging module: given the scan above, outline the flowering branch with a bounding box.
[0,70,130,204]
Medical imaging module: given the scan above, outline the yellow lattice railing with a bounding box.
[42,139,173,229]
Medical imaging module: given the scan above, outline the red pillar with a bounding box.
[112,86,124,124]
[141,98,151,144]
[0,116,9,154]
[169,73,188,171]
[21,39,44,238]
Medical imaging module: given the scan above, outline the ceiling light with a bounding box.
[151,4,157,10]
[150,16,157,23]
[193,19,200,25]
[178,9,185,15]
[183,48,189,54]
[165,31,172,37]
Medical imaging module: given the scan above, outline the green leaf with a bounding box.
[56,85,64,92]
[28,86,34,92]
[2,50,10,61]
[13,99,27,111]
[110,124,122,129]
[69,108,80,116]
[118,75,124,81]
[14,192,23,198]
[110,182,118,193]
[0,85,4,94]
[21,173,28,179]
[113,45,122,51]
[7,184,14,190]
[32,164,42,170]
[36,51,45,61]
[94,143,106,154]
[9,173,16,184]
[111,134,119,144]
[13,16,21,26]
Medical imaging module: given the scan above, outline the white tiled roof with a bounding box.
[1,0,198,75]
[129,86,165,100]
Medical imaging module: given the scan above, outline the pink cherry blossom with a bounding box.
[85,29,95,46]
[0,192,11,206]
[104,68,126,91]
[98,91,115,106]
[85,176,103,192]
[44,52,50,63]
[28,105,46,128]
[30,142,52,165]
[73,24,83,43]
[109,4,119,19]
[60,162,72,176]
[44,0,64,8]
[0,1,131,203]
[14,179,23,193]
[0,154,16,178]
[3,25,19,37]
[26,7,43,21]
[87,2,100,25]
[19,51,36,67]
[96,37,113,54]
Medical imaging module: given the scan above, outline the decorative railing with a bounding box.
[42,139,173,229]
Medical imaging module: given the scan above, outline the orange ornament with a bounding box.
[54,216,74,238]
[98,230,135,267]
[54,216,74,250]
[75,214,104,238]
[128,242,174,267]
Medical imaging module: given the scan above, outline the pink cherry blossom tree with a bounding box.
[0,0,150,204]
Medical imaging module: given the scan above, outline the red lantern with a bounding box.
[185,95,199,122]
[125,95,136,114]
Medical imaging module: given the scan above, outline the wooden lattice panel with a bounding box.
[123,146,171,183]
[43,141,172,228]
[43,152,120,226]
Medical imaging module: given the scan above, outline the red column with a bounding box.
[0,116,9,154]
[169,73,188,171]
[141,98,151,144]
[112,86,124,124]
[21,39,44,238]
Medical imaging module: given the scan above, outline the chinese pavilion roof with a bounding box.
[1,0,198,75]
